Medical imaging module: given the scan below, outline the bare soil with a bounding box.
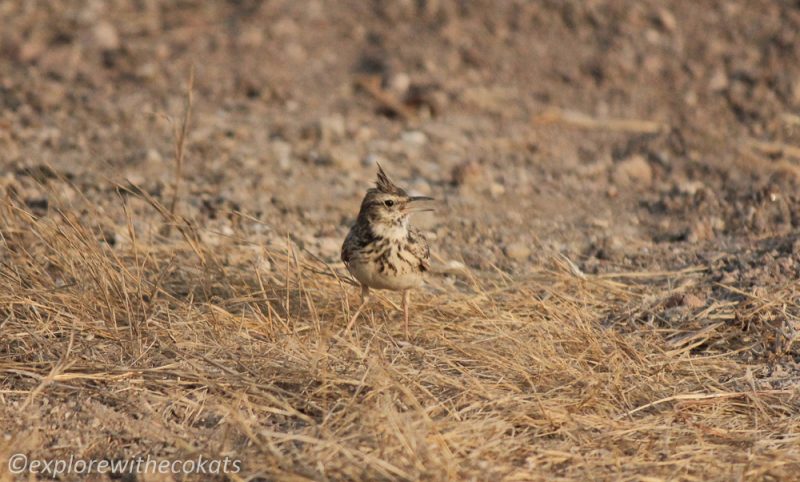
[2,1,800,481]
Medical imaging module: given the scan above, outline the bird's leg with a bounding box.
[345,285,370,333]
[402,289,410,339]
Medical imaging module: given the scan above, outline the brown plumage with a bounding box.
[341,165,433,336]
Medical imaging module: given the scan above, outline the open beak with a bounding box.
[404,196,435,213]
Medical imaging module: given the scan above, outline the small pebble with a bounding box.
[401,130,427,147]
[612,155,653,188]
[504,242,531,260]
[92,21,120,51]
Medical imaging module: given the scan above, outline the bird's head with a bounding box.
[357,165,434,235]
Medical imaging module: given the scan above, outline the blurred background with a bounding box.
[2,0,800,276]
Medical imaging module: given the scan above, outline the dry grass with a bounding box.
[1,185,799,482]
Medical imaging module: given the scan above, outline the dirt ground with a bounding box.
[2,1,800,480]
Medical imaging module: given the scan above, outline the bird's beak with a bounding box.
[404,196,435,213]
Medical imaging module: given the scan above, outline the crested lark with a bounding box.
[341,165,433,337]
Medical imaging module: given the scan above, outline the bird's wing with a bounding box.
[341,229,355,266]
[341,224,369,267]
[408,229,431,272]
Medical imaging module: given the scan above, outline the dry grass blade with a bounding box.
[621,390,795,419]
[745,138,800,160]
[355,75,415,121]
[533,107,667,133]
[165,65,195,236]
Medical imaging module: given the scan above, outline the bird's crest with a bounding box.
[374,164,405,195]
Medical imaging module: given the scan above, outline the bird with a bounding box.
[341,164,434,337]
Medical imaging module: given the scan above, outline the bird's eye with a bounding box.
[384,200,395,207]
